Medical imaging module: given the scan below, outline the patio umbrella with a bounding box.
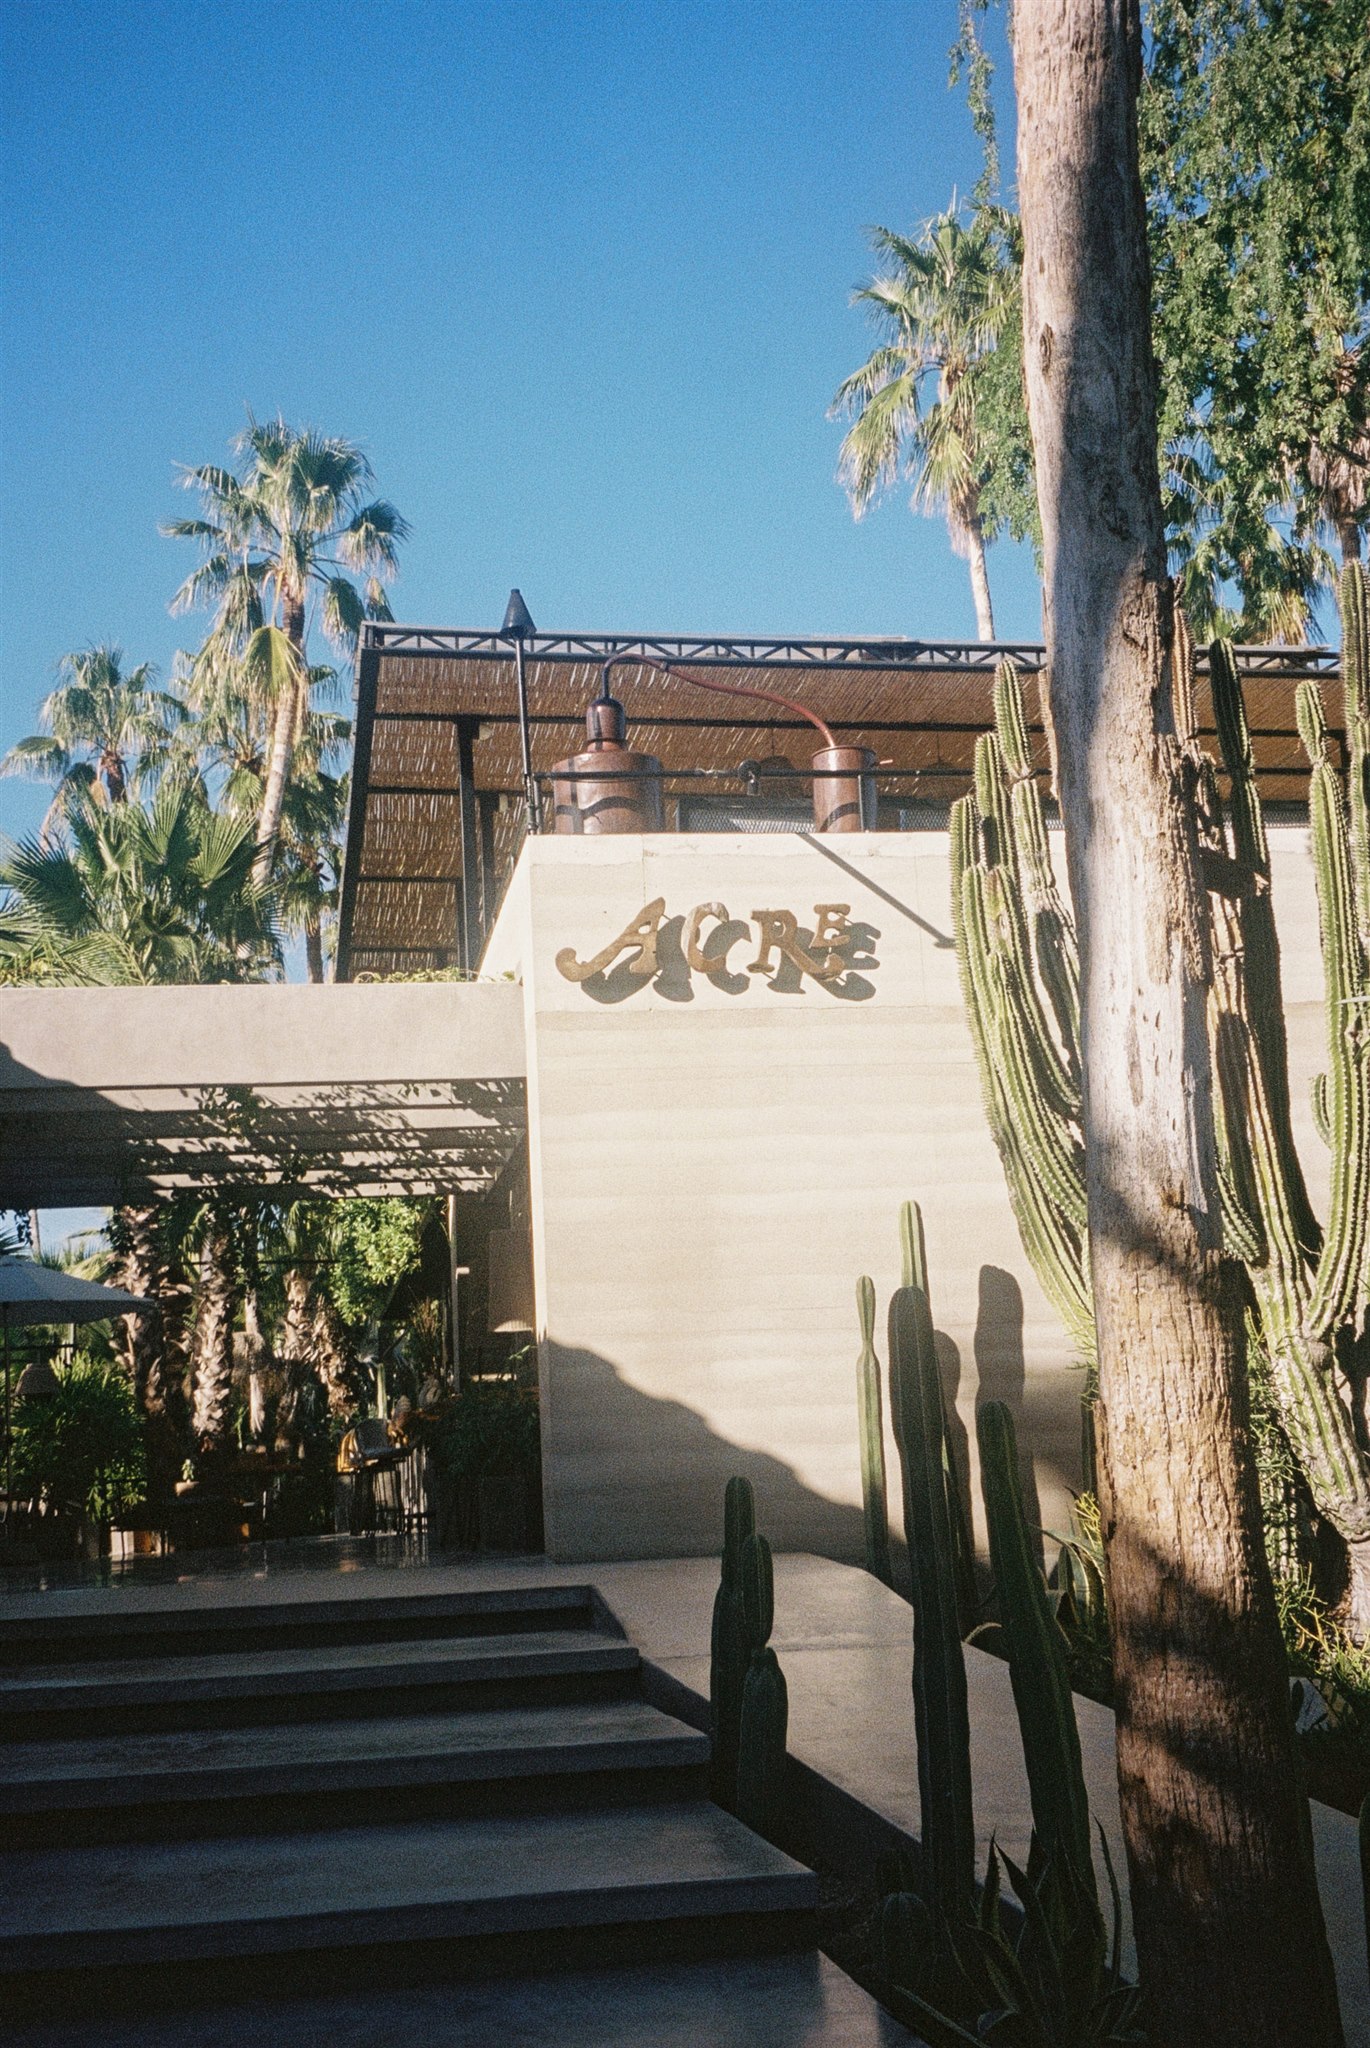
[0,1260,152,1520]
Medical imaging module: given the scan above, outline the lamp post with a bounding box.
[502,589,541,835]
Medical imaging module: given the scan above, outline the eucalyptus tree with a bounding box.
[0,778,278,986]
[1014,1,1341,2039]
[164,413,407,880]
[831,204,1033,639]
[0,645,187,833]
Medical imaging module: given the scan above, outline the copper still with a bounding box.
[811,744,879,831]
[550,681,665,834]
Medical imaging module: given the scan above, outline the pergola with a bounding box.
[337,615,1339,982]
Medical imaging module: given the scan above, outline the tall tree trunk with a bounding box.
[964,516,996,639]
[189,1221,236,1462]
[312,1293,358,1418]
[305,912,325,983]
[1013,7,1342,2045]
[1338,514,1363,567]
[274,1266,315,1452]
[242,1282,271,1442]
[113,1204,187,1504]
[252,590,308,887]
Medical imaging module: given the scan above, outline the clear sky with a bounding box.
[0,0,1037,853]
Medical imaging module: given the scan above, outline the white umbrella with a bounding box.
[0,1260,152,1518]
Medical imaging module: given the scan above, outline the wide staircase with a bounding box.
[0,1579,908,2043]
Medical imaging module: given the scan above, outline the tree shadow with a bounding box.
[538,1340,904,1575]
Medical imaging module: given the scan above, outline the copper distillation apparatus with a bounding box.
[549,655,878,833]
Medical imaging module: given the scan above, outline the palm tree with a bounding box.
[164,413,407,883]
[173,642,350,980]
[831,205,1022,640]
[0,645,187,834]
[0,778,279,986]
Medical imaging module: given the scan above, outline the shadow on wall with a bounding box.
[540,1342,902,1570]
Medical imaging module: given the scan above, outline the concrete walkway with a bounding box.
[4,1541,1365,2041]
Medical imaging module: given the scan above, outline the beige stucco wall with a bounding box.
[484,827,1329,1567]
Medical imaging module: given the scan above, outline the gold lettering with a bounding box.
[683,902,738,973]
[748,908,840,982]
[556,898,666,982]
[812,903,855,978]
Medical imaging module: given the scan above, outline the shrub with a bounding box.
[11,1356,146,1522]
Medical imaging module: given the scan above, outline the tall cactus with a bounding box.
[898,1200,977,1632]
[736,1531,789,1837]
[889,1280,976,1914]
[951,578,1370,1633]
[855,1275,894,1587]
[977,1401,1094,1898]
[710,1475,755,1807]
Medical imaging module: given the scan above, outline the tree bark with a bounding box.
[1013,6,1342,2044]
[305,912,325,984]
[252,589,307,887]
[189,1221,236,1461]
[114,1203,187,1503]
[964,516,996,639]
[1338,515,1363,567]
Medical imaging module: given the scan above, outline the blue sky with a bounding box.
[0,0,1037,855]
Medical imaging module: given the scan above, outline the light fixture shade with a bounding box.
[502,588,536,638]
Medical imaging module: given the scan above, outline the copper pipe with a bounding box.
[598,653,838,749]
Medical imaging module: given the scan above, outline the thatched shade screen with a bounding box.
[335,623,1341,983]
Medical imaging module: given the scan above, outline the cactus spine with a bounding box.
[889,1276,975,1913]
[709,1475,755,1806]
[735,1531,789,1837]
[977,1401,1094,1898]
[855,1275,893,1587]
[951,587,1370,1632]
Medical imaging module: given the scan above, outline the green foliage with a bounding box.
[428,1377,540,1481]
[889,1840,1146,2048]
[1142,0,1370,631]
[11,1357,146,1521]
[0,776,278,986]
[0,645,188,829]
[832,202,1036,629]
[327,1199,431,1327]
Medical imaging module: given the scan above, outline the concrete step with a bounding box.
[0,1698,711,1844]
[0,1628,641,1738]
[1,1951,916,2044]
[0,1802,819,2001]
[0,1583,599,1667]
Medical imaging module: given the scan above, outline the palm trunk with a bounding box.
[305,913,325,983]
[252,591,307,886]
[275,1267,314,1452]
[965,517,996,640]
[189,1221,236,1461]
[1338,515,1363,567]
[114,1203,187,1503]
[1014,6,1343,2045]
[312,1293,358,1418]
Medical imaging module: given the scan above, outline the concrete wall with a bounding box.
[484,827,1330,1567]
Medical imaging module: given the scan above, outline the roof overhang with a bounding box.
[336,621,1340,981]
[0,982,526,1207]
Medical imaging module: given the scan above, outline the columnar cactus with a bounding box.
[977,1400,1094,1898]
[951,570,1370,1632]
[735,1531,789,1837]
[897,1200,976,1631]
[709,1474,755,1806]
[855,1275,894,1587]
[889,1278,976,1913]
